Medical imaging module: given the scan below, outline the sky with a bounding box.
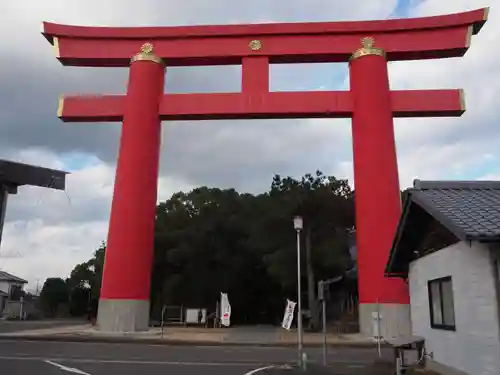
[0,0,498,291]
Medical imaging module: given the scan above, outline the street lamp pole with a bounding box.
[293,216,304,364]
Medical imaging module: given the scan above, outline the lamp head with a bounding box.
[293,216,303,230]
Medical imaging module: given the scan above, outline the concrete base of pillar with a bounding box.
[97,299,150,332]
[359,303,411,339]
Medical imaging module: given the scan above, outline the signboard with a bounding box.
[317,281,324,301]
[281,299,297,330]
[220,292,231,327]
[372,311,383,340]
[185,308,207,324]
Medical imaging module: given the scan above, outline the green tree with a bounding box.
[8,284,25,301]
[267,171,355,329]
[150,172,355,326]
[39,277,69,317]
[151,187,282,324]
[67,242,106,316]
[63,171,356,326]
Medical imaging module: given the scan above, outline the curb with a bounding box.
[0,334,390,348]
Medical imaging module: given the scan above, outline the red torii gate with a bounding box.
[43,8,488,334]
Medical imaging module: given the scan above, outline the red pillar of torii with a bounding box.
[43,8,488,333]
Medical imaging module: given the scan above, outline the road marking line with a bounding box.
[0,356,266,366]
[244,365,275,375]
[44,360,91,375]
[0,355,374,366]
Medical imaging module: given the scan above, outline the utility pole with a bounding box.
[318,276,343,366]
[318,280,327,366]
[293,216,304,367]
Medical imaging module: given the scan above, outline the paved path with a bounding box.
[0,323,381,347]
[225,325,282,343]
[0,339,391,375]
[0,320,86,334]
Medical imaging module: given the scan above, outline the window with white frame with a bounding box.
[428,276,456,330]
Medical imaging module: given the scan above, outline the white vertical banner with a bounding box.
[220,292,231,327]
[281,299,297,330]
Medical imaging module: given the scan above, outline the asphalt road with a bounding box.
[0,319,86,333]
[0,340,391,375]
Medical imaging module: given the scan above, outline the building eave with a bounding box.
[386,181,500,278]
[385,190,413,275]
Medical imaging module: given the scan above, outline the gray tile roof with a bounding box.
[411,180,500,240]
[0,271,27,284]
[386,180,500,277]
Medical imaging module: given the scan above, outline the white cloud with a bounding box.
[0,148,193,287]
[388,0,500,188]
[314,0,500,190]
[0,219,107,290]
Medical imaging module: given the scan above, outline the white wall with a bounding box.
[409,241,500,375]
[0,281,9,294]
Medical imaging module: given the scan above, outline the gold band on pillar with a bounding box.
[56,96,65,118]
[349,37,386,62]
[130,43,164,65]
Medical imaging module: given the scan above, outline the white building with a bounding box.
[0,271,27,312]
[386,180,500,375]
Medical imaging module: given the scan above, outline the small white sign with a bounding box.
[185,308,207,324]
[281,299,297,330]
[220,292,231,327]
[372,311,383,340]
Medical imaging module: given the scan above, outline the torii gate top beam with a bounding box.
[42,8,488,67]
